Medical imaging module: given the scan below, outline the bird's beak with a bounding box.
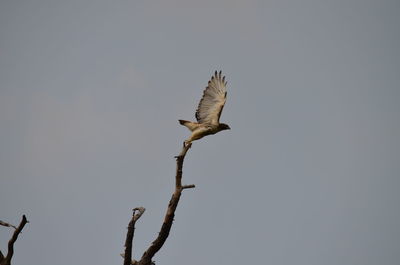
[227,125,231,130]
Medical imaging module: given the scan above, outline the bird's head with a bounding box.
[218,123,231,131]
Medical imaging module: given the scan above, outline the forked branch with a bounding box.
[123,142,195,265]
[0,215,28,265]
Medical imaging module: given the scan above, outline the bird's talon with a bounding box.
[182,141,192,148]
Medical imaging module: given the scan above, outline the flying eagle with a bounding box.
[179,71,230,145]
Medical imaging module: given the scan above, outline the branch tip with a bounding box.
[133,207,145,221]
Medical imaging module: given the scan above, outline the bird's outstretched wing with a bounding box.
[195,71,227,125]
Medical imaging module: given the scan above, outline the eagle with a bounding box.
[179,71,230,146]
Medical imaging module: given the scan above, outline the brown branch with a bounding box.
[123,208,145,265]
[182,184,195,189]
[0,221,17,230]
[137,142,194,265]
[1,215,28,265]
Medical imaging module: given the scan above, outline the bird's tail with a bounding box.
[178,120,188,126]
[178,120,199,131]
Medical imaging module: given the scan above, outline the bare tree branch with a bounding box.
[123,208,145,265]
[139,142,194,265]
[0,215,28,265]
[122,142,195,265]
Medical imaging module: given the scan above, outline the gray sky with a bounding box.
[1,1,400,265]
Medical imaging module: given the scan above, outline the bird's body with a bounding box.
[179,71,230,145]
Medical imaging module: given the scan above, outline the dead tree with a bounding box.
[0,215,28,265]
[122,142,195,265]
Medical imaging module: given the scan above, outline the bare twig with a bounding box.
[0,215,28,265]
[182,184,196,189]
[0,221,17,230]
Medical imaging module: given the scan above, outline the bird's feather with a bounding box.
[195,71,227,125]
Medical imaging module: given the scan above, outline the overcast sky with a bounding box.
[1,1,400,265]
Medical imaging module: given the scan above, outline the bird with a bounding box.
[179,71,230,146]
